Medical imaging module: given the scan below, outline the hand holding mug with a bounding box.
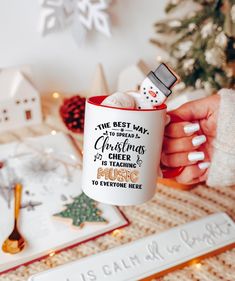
[162,94,220,185]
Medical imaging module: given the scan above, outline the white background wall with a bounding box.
[0,0,168,94]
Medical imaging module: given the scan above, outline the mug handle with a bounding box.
[161,115,185,179]
[161,165,184,178]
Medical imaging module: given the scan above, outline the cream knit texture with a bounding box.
[207,89,235,187]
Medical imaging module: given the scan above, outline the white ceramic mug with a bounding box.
[82,96,179,206]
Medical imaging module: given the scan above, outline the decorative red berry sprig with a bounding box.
[60,95,86,133]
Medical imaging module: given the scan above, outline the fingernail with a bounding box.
[184,123,200,134]
[198,162,210,170]
[188,151,205,162]
[192,135,206,146]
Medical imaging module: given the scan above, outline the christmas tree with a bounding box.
[151,0,235,92]
[54,193,107,228]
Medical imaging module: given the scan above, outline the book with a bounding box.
[0,133,129,274]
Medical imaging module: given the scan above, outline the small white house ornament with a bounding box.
[0,70,42,133]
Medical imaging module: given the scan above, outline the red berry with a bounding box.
[59,95,86,133]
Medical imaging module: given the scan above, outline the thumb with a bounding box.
[168,96,214,122]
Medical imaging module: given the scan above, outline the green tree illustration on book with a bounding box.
[54,193,107,228]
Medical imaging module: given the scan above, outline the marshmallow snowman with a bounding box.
[101,64,178,110]
[140,77,167,108]
[138,63,178,109]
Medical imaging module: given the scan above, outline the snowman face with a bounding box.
[140,78,166,106]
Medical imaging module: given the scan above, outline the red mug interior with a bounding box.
[87,95,167,111]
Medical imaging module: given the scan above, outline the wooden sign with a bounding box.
[29,212,235,281]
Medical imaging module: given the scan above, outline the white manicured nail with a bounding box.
[192,135,206,146]
[188,151,205,162]
[198,162,210,170]
[184,123,200,134]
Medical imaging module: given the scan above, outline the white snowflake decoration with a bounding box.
[39,0,111,44]
[78,0,111,37]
